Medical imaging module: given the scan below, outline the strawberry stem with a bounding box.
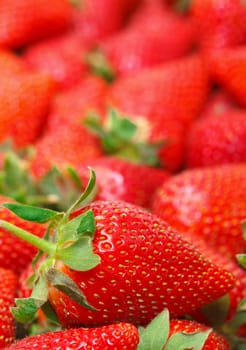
[0,220,56,255]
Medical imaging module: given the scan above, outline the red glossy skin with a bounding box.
[169,319,230,350]
[185,109,246,167]
[77,156,170,208]
[0,0,73,49]
[108,54,210,127]
[191,0,246,52]
[0,196,47,274]
[0,267,18,348]
[99,2,195,76]
[152,163,246,260]
[6,323,139,350]
[0,72,56,148]
[48,200,235,328]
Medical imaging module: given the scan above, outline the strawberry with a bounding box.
[0,171,235,328]
[0,195,47,275]
[23,33,90,90]
[88,0,195,78]
[72,0,142,46]
[5,322,139,349]
[77,156,170,208]
[0,49,28,77]
[0,72,56,148]
[0,0,73,49]
[190,0,246,52]
[185,108,246,168]
[208,47,246,108]
[107,54,210,126]
[152,163,246,260]
[0,267,18,348]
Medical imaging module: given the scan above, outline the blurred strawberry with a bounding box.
[185,108,246,168]
[0,0,74,49]
[152,163,246,260]
[0,49,28,77]
[208,47,246,107]
[0,72,56,148]
[88,0,195,78]
[190,0,246,52]
[24,33,90,90]
[108,54,210,126]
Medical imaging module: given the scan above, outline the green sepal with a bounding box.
[41,301,60,325]
[46,268,97,311]
[237,253,246,269]
[222,298,246,335]
[165,329,212,350]
[137,309,170,350]
[56,236,101,271]
[199,294,230,329]
[86,48,115,83]
[12,273,49,324]
[59,209,96,244]
[3,202,59,223]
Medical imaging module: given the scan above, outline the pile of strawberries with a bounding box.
[0,0,245,349]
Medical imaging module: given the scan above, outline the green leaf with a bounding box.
[59,210,96,244]
[200,294,230,328]
[41,301,60,325]
[237,253,246,269]
[46,268,97,311]
[165,329,212,350]
[12,298,43,324]
[57,236,100,271]
[137,309,170,350]
[110,109,137,141]
[3,203,58,223]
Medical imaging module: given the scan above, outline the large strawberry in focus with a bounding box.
[0,171,235,329]
[0,0,73,49]
[152,163,246,260]
[0,267,18,349]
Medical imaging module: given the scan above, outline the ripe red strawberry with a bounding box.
[0,267,18,348]
[89,0,195,77]
[0,49,28,77]
[0,72,56,148]
[108,54,210,126]
[23,33,90,90]
[190,0,246,52]
[152,163,246,260]
[6,322,139,349]
[185,108,246,168]
[0,175,235,329]
[208,47,246,107]
[72,0,142,46]
[0,0,73,49]
[77,156,170,208]
[0,195,47,274]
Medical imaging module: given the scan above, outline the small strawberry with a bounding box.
[107,54,210,126]
[0,170,235,329]
[77,156,170,208]
[190,0,246,52]
[0,195,47,274]
[152,163,246,260]
[0,267,18,349]
[23,33,90,90]
[6,322,139,349]
[0,72,56,148]
[208,47,246,108]
[185,108,246,168]
[0,0,74,49]
[88,0,195,78]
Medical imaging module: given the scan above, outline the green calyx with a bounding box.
[0,141,85,211]
[137,309,211,350]
[84,108,164,167]
[0,168,101,324]
[86,48,116,83]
